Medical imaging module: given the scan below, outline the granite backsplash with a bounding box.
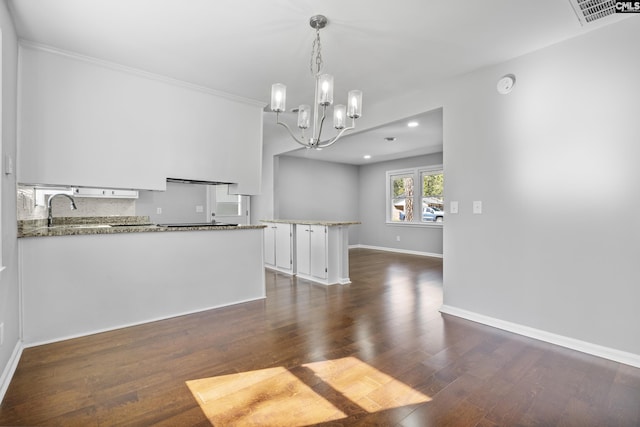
[18,185,136,220]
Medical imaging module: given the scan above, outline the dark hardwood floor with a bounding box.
[1,248,639,426]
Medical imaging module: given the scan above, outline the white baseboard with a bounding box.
[0,341,24,403]
[440,304,640,368]
[349,244,443,259]
[264,265,295,276]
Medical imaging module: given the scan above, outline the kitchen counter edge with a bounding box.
[18,217,266,238]
[260,219,361,226]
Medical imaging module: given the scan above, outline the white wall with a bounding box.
[358,153,443,256]
[136,182,208,224]
[441,18,640,362]
[276,155,360,242]
[251,119,303,224]
[0,0,21,400]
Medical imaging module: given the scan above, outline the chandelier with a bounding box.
[270,15,362,150]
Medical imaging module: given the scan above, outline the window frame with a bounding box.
[386,165,443,228]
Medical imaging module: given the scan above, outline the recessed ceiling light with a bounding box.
[363,155,371,159]
[384,137,397,142]
[407,121,419,128]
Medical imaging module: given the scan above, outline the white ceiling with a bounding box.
[278,108,443,165]
[7,0,628,164]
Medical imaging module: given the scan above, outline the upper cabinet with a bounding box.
[17,44,264,194]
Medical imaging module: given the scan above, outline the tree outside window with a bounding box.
[421,171,444,223]
[391,174,414,222]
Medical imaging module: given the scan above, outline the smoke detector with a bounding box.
[568,0,618,25]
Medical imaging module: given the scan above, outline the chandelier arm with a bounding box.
[316,124,356,149]
[276,113,309,147]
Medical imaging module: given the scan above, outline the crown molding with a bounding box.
[18,39,266,108]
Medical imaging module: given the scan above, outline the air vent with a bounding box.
[568,0,617,25]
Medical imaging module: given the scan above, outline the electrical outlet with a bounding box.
[195,205,204,213]
[156,207,162,215]
[396,235,401,242]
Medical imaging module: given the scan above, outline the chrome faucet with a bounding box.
[48,194,77,227]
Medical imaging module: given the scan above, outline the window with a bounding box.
[387,166,443,225]
[214,185,242,216]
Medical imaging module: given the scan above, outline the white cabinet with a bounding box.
[264,226,276,267]
[295,223,353,285]
[263,220,357,285]
[72,188,139,198]
[296,224,327,281]
[18,45,263,193]
[264,223,294,275]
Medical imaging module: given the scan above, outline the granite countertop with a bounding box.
[260,219,361,226]
[18,216,266,238]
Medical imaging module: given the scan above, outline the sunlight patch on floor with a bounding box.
[303,356,431,411]
[186,357,431,426]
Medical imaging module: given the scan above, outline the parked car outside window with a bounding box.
[422,206,443,222]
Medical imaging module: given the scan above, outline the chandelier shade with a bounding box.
[347,90,363,119]
[270,83,286,113]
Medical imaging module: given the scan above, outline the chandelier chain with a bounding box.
[310,28,323,76]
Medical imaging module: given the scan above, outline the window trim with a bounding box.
[386,165,443,228]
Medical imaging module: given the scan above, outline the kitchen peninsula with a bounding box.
[262,219,360,286]
[18,216,266,345]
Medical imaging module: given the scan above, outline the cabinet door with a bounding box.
[275,224,292,271]
[296,225,311,276]
[264,226,276,267]
[309,225,327,279]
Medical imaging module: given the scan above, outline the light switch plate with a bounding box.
[450,201,459,214]
[473,201,482,214]
[4,155,13,175]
